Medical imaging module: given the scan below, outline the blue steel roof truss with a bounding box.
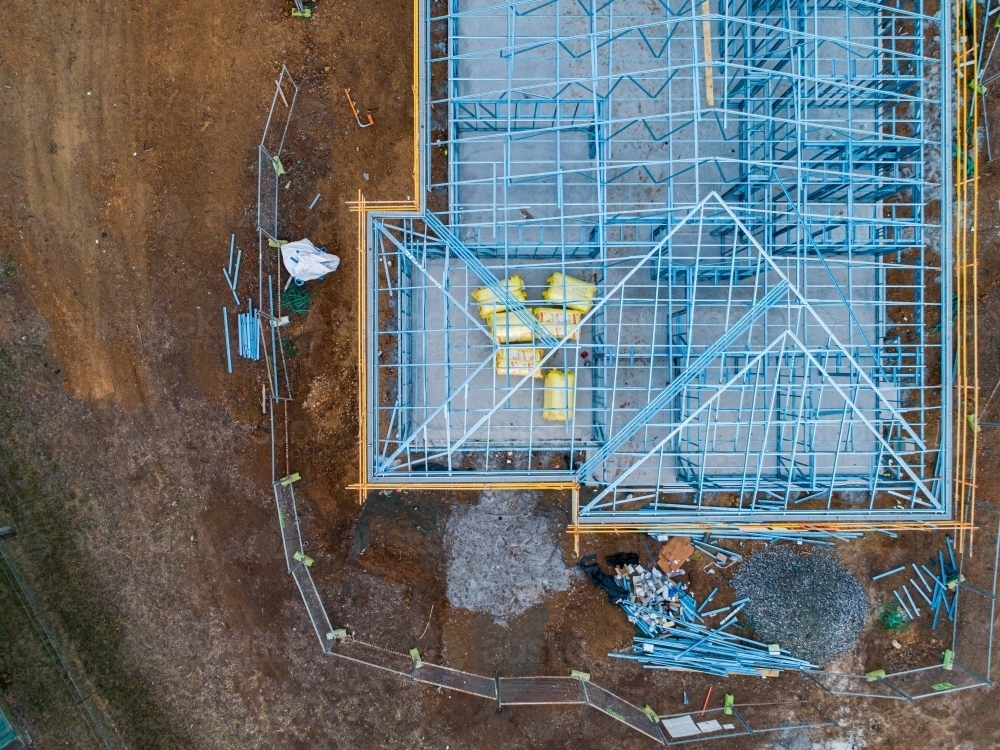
[364,0,953,524]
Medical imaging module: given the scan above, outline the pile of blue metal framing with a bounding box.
[238,303,261,361]
[873,536,961,628]
[612,621,816,677]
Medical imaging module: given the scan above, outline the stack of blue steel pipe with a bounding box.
[653,529,866,546]
[610,620,817,677]
[709,530,865,544]
[238,302,261,361]
[621,601,676,637]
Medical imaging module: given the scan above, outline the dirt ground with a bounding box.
[0,0,999,748]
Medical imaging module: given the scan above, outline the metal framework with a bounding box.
[363,0,954,524]
[258,66,299,243]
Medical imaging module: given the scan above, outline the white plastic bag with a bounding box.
[280,239,341,282]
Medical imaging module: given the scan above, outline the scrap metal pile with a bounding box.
[615,563,700,637]
[583,539,821,677]
[872,536,962,628]
[613,623,816,677]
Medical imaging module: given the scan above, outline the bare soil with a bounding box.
[0,0,999,748]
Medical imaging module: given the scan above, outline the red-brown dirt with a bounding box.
[0,0,999,748]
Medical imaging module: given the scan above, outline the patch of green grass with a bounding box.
[0,555,100,747]
[0,346,189,749]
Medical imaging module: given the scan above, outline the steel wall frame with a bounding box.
[359,0,954,526]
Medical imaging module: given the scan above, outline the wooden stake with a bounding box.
[701,0,715,107]
[572,486,580,557]
[700,686,713,714]
[419,604,434,640]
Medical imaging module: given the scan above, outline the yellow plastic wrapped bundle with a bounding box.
[541,272,597,313]
[495,347,544,377]
[470,275,527,319]
[532,307,583,341]
[542,370,576,422]
[490,310,534,343]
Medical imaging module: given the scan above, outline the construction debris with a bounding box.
[657,536,694,573]
[613,562,699,636]
[582,550,815,677]
[579,555,629,604]
[872,565,907,581]
[691,538,741,572]
[606,552,640,568]
[590,533,965,678]
[611,621,817,677]
[875,537,962,628]
[280,239,340,283]
[283,284,313,315]
[731,547,867,665]
[344,87,374,128]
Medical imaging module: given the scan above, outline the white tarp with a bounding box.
[281,239,340,282]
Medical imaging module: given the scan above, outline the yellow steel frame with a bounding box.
[955,0,981,553]
[568,521,976,536]
[347,0,980,556]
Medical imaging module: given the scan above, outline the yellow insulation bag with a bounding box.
[533,307,583,341]
[543,370,577,422]
[490,310,534,344]
[495,347,544,377]
[471,275,527,319]
[541,272,597,313]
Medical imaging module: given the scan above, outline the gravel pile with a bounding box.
[731,546,868,665]
[445,491,573,620]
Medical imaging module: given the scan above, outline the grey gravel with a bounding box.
[731,546,868,665]
[444,491,573,619]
